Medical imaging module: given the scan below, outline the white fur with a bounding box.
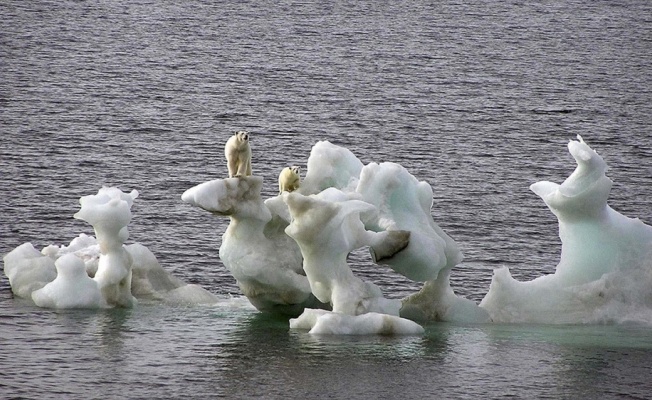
[279,166,301,193]
[225,131,252,178]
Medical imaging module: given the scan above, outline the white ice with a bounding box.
[32,253,106,309]
[290,308,424,335]
[182,177,324,315]
[299,141,364,195]
[480,136,652,324]
[284,191,406,316]
[4,242,56,299]
[356,162,462,281]
[5,136,652,332]
[3,188,218,309]
[183,140,487,334]
[73,187,139,307]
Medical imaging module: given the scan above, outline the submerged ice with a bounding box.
[4,135,652,333]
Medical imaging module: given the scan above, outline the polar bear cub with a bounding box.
[279,166,301,194]
[225,131,252,178]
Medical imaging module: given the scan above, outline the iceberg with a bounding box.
[4,242,56,299]
[73,187,139,307]
[480,136,652,324]
[183,140,487,334]
[182,136,652,331]
[4,135,651,333]
[32,253,106,309]
[181,177,327,315]
[283,191,407,316]
[3,187,218,309]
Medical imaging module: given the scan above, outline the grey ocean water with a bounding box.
[1,1,651,398]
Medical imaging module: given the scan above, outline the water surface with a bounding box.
[1,0,651,398]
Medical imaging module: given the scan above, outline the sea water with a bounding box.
[1,0,651,398]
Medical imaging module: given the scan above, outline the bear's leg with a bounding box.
[235,157,247,177]
[245,159,252,176]
[227,157,237,178]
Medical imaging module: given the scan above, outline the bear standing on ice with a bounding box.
[225,131,252,178]
[279,166,301,194]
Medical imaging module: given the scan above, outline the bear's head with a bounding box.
[290,165,301,176]
[235,130,249,142]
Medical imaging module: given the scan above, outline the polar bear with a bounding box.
[224,131,252,178]
[279,166,301,194]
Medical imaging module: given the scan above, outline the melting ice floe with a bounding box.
[183,140,492,334]
[4,136,652,333]
[4,188,217,308]
[74,187,139,307]
[480,136,652,324]
[182,137,652,331]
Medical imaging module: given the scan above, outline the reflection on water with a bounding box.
[199,311,652,399]
[1,292,652,398]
